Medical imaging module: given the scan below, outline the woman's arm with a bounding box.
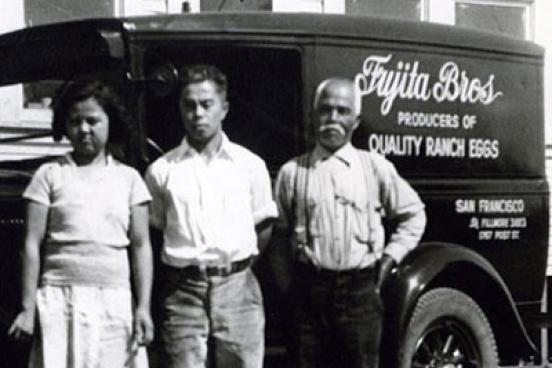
[8,200,48,340]
[129,203,154,346]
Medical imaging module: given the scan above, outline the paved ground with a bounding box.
[147,347,290,368]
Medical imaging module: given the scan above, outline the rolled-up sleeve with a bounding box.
[273,161,295,232]
[377,157,426,263]
[250,160,278,224]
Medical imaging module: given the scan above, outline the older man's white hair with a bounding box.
[313,78,362,116]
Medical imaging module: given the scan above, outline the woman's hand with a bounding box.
[8,308,35,341]
[11,200,48,343]
[133,306,154,346]
[129,204,154,347]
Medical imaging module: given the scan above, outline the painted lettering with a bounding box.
[468,138,499,159]
[425,136,465,158]
[355,55,431,116]
[456,199,476,213]
[397,111,460,129]
[481,218,509,228]
[368,134,423,157]
[355,55,503,116]
[478,199,525,214]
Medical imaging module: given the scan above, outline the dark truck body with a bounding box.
[0,12,547,367]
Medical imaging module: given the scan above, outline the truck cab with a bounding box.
[0,12,547,367]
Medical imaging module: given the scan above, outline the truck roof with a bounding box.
[124,12,543,56]
[0,12,543,85]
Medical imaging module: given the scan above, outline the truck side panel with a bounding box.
[305,39,547,363]
[306,40,547,304]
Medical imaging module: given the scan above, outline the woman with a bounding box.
[8,80,154,368]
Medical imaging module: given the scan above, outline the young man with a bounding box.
[145,64,277,368]
[273,77,426,368]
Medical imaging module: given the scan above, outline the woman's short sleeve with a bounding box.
[129,169,152,206]
[22,164,53,205]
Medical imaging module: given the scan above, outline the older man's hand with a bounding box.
[376,254,396,291]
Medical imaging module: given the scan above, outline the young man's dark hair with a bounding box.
[178,64,228,98]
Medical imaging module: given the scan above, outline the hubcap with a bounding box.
[411,318,480,368]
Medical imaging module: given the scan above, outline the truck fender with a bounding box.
[380,241,537,365]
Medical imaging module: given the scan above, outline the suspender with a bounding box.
[292,153,311,248]
[358,150,380,255]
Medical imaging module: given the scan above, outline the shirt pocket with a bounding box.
[165,170,199,205]
[332,170,367,215]
[332,172,383,245]
[217,169,252,220]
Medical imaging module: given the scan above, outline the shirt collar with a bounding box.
[311,142,356,166]
[178,133,234,161]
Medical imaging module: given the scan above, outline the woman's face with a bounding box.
[65,97,109,160]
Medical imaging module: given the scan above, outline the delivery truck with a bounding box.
[0,12,547,367]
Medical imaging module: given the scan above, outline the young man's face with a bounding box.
[314,80,360,152]
[179,80,228,144]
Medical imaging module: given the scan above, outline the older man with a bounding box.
[273,77,426,368]
[145,64,277,368]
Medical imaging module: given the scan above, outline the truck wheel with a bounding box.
[399,287,498,368]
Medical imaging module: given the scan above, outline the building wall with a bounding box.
[0,0,66,160]
[26,0,116,26]
[534,0,552,274]
[535,0,552,143]
[345,0,421,19]
[0,0,24,126]
[0,0,168,160]
[201,0,271,11]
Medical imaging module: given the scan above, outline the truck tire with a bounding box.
[399,287,498,368]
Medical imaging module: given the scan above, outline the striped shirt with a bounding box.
[274,143,426,270]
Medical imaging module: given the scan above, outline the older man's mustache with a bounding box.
[319,124,346,136]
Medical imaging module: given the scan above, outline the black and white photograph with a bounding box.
[0,1,551,367]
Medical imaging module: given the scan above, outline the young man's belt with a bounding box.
[169,257,253,278]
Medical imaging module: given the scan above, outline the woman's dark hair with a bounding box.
[52,79,141,166]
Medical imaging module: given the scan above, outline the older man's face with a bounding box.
[314,81,359,152]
